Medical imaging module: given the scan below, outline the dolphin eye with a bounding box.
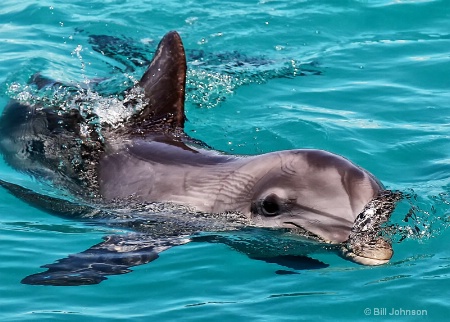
[260,194,281,217]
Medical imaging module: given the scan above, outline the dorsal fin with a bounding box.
[129,31,187,129]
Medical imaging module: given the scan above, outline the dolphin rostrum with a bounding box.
[0,31,401,285]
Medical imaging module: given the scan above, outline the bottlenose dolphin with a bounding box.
[0,31,401,285]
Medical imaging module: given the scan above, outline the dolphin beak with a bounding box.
[340,190,402,266]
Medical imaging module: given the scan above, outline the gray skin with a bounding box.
[95,31,382,245]
[0,32,396,285]
[99,137,381,244]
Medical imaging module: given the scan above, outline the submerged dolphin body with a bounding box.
[0,31,400,285]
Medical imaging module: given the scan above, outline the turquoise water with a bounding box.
[1,0,450,320]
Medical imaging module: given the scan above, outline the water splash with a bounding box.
[5,75,146,129]
[384,189,450,243]
[186,59,319,109]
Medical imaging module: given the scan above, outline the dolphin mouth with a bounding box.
[283,221,326,242]
[285,190,401,266]
[285,220,394,266]
[283,220,352,244]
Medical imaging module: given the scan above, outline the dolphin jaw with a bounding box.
[339,190,402,266]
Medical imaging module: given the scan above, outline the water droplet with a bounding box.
[185,17,198,25]
[197,38,208,45]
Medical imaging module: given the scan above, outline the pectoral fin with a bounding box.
[22,234,189,286]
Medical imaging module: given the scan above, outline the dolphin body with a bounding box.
[0,31,400,286]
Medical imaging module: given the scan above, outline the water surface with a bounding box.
[1,0,449,320]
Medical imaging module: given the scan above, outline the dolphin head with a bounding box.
[115,31,388,248]
[234,149,382,244]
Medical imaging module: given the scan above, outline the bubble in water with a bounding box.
[197,38,208,45]
[72,44,83,55]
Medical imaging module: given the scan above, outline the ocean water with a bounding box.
[1,0,449,320]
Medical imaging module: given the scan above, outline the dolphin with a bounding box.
[0,31,401,285]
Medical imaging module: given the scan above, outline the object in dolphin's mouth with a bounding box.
[0,31,401,286]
